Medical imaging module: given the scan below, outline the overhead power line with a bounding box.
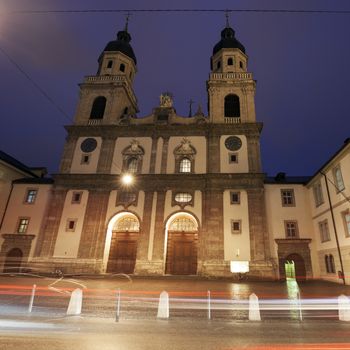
[6,8,350,15]
[0,45,72,122]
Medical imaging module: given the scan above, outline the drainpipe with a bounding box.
[0,183,14,231]
[321,171,346,285]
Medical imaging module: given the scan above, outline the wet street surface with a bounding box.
[0,275,349,322]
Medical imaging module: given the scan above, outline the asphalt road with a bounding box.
[1,318,350,350]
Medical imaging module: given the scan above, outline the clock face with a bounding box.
[225,136,242,151]
[80,138,97,153]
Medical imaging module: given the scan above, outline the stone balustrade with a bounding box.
[210,72,253,80]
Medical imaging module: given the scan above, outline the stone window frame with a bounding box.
[172,191,194,208]
[121,140,145,174]
[313,181,324,207]
[319,219,331,243]
[280,189,296,207]
[342,209,350,238]
[228,152,238,164]
[66,219,77,232]
[116,190,138,207]
[231,220,242,234]
[81,153,91,165]
[24,188,38,204]
[174,138,197,174]
[17,217,30,233]
[71,191,83,204]
[284,220,299,238]
[325,254,336,274]
[230,191,240,205]
[333,164,345,193]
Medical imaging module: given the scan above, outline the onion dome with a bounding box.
[213,26,245,55]
[102,29,137,65]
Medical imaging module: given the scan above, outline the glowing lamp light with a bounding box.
[121,174,133,185]
[230,261,249,273]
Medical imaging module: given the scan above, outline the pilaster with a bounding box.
[78,190,110,259]
[35,189,67,257]
[97,137,116,173]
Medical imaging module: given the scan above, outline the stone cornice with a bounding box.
[52,173,266,191]
[64,122,263,138]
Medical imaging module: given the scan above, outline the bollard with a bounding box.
[207,290,211,320]
[248,293,261,321]
[297,290,303,321]
[115,288,121,322]
[157,291,169,319]
[28,284,37,313]
[66,288,83,315]
[338,294,350,321]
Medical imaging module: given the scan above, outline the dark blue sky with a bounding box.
[1,0,349,176]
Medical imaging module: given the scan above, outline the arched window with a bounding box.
[127,157,138,174]
[216,61,221,70]
[169,216,197,232]
[329,254,335,273]
[179,158,191,173]
[107,60,113,68]
[114,215,139,232]
[119,63,125,72]
[90,96,106,119]
[224,94,240,118]
[227,57,233,66]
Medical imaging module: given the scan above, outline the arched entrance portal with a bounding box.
[3,248,23,273]
[106,213,140,274]
[285,253,306,282]
[165,213,198,275]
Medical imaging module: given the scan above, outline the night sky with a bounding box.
[1,0,349,177]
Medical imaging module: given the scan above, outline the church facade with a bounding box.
[1,23,349,283]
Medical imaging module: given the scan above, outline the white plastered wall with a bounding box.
[53,190,89,257]
[223,190,250,261]
[0,183,52,258]
[220,135,248,173]
[70,137,102,174]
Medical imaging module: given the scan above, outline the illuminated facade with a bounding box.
[0,23,349,283]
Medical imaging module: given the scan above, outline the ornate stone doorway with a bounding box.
[165,214,198,275]
[275,239,311,282]
[3,248,23,273]
[106,214,140,274]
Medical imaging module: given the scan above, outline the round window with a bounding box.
[80,138,97,153]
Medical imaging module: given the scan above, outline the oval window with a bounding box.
[175,193,192,203]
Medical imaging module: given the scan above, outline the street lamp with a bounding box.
[121,173,133,186]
